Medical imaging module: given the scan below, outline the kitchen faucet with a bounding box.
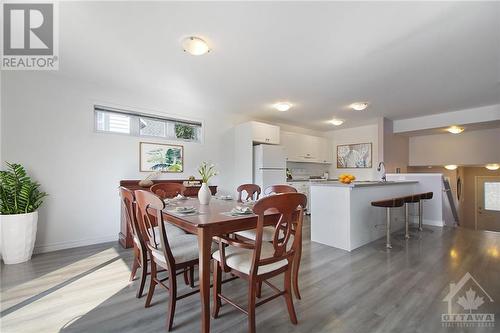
[377,161,386,182]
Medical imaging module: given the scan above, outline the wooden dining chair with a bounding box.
[150,183,186,199]
[134,190,214,331]
[237,183,304,299]
[237,184,261,202]
[119,187,188,298]
[264,184,297,196]
[212,193,307,333]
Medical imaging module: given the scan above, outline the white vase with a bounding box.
[198,183,212,205]
[0,211,38,264]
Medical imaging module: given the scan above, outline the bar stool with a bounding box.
[402,194,421,239]
[417,192,433,232]
[371,197,405,249]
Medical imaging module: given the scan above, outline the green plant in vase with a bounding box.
[197,162,218,205]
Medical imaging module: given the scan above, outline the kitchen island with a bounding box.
[310,181,418,251]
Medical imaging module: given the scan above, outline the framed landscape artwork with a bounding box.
[337,142,372,168]
[140,142,184,173]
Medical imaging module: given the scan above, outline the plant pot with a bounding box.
[198,183,212,205]
[0,211,38,264]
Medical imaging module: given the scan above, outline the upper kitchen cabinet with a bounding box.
[249,121,280,144]
[281,131,332,164]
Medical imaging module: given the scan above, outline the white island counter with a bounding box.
[310,181,418,251]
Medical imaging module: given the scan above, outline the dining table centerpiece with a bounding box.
[197,162,217,205]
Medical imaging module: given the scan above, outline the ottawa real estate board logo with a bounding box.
[1,2,58,70]
[442,272,495,328]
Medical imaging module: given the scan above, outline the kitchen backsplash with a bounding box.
[287,162,330,179]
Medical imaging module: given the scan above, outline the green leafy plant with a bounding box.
[198,162,218,183]
[175,123,196,140]
[0,162,47,215]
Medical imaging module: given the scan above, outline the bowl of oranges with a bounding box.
[338,174,356,184]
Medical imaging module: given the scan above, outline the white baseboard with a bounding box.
[33,234,118,254]
[408,215,444,227]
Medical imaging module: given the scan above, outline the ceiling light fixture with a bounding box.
[444,165,458,170]
[350,102,369,111]
[485,163,500,171]
[446,126,464,134]
[329,119,344,126]
[274,102,292,112]
[182,36,210,55]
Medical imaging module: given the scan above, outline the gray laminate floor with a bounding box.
[1,219,499,333]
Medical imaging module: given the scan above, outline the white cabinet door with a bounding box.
[251,121,280,145]
[318,137,333,163]
[281,131,302,162]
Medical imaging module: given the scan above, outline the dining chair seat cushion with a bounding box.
[235,226,275,242]
[133,222,186,247]
[212,241,288,275]
[150,235,217,264]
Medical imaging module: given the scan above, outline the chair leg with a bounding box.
[404,203,410,239]
[248,280,257,333]
[166,269,178,331]
[183,267,189,286]
[256,281,262,298]
[136,251,148,298]
[130,247,140,282]
[212,260,222,319]
[418,201,424,231]
[386,208,392,249]
[189,265,195,288]
[284,267,298,325]
[292,240,302,300]
[145,260,157,308]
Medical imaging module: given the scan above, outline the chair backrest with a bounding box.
[264,184,297,196]
[251,192,307,276]
[134,190,176,267]
[237,184,261,202]
[150,183,186,199]
[119,186,143,247]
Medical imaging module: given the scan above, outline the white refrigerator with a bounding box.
[253,144,286,192]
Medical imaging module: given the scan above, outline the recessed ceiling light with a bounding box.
[444,165,458,170]
[446,126,464,134]
[329,119,344,126]
[274,102,292,112]
[182,36,210,55]
[486,164,500,171]
[350,102,369,111]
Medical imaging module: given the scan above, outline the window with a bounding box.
[484,182,500,211]
[94,105,202,142]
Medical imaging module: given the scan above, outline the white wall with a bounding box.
[325,124,379,181]
[2,72,242,253]
[409,127,500,166]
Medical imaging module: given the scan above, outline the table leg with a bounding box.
[198,227,212,333]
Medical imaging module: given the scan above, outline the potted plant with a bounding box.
[197,162,217,205]
[0,162,47,264]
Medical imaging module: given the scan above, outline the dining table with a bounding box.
[161,196,282,333]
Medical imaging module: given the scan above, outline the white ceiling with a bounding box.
[57,1,500,131]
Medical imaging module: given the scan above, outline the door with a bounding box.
[476,176,500,232]
[261,169,286,190]
[260,145,286,169]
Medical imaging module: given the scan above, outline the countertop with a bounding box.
[309,180,418,188]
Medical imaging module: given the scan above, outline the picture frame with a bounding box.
[336,142,372,168]
[140,142,184,173]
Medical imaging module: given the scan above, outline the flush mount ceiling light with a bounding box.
[329,119,344,126]
[274,102,292,112]
[486,163,500,171]
[444,165,458,170]
[446,126,464,134]
[182,36,210,55]
[350,102,369,111]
